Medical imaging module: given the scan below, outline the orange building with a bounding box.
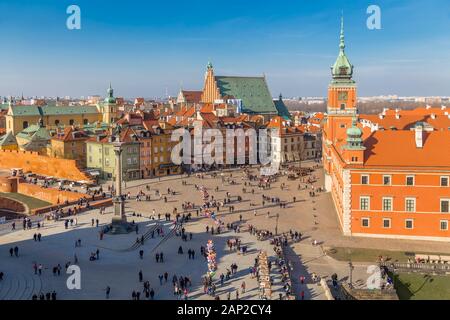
[323,18,450,241]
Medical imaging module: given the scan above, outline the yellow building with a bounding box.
[50,127,89,168]
[5,85,120,135]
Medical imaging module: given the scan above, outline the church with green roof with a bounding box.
[201,62,291,121]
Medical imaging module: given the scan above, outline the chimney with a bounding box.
[395,113,401,120]
[415,125,424,148]
[431,113,436,119]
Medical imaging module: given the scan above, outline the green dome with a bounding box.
[346,125,362,137]
[104,83,116,104]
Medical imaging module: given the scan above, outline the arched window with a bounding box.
[22,121,28,129]
[55,119,60,126]
[69,119,75,125]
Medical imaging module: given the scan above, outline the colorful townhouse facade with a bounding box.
[86,128,140,181]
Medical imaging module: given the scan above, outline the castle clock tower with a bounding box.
[323,16,358,190]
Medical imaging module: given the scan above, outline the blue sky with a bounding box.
[1,0,450,98]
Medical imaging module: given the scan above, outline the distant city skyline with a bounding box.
[1,0,450,98]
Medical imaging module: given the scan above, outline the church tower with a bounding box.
[201,61,220,103]
[102,83,118,124]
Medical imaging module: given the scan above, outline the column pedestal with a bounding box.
[108,197,134,234]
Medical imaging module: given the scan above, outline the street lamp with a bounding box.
[275,213,280,236]
[348,261,354,289]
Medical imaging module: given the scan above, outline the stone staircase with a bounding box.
[125,222,163,252]
[0,273,43,300]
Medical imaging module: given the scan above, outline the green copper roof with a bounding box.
[274,95,291,120]
[215,76,277,114]
[8,106,42,116]
[331,16,354,83]
[41,105,99,115]
[0,131,17,146]
[8,105,99,116]
[17,125,51,142]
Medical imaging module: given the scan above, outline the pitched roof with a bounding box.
[363,130,450,168]
[0,131,17,146]
[181,90,202,104]
[52,127,89,142]
[8,105,99,116]
[360,113,450,131]
[274,98,291,120]
[214,76,277,114]
[17,125,51,142]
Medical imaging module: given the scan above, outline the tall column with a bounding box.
[112,141,125,222]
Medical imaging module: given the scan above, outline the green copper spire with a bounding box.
[105,83,116,104]
[340,14,345,52]
[207,61,213,70]
[331,13,354,81]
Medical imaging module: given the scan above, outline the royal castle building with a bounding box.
[323,18,450,241]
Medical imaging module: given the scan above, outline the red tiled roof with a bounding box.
[363,130,450,168]
[181,90,202,104]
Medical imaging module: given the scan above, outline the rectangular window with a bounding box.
[406,176,414,186]
[383,175,391,186]
[361,218,370,228]
[382,218,391,229]
[441,199,450,213]
[405,219,414,230]
[405,198,416,212]
[440,220,448,231]
[127,158,132,165]
[441,176,449,187]
[105,148,109,155]
[360,197,370,211]
[382,197,393,211]
[361,175,369,185]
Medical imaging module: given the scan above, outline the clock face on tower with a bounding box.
[338,91,348,101]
